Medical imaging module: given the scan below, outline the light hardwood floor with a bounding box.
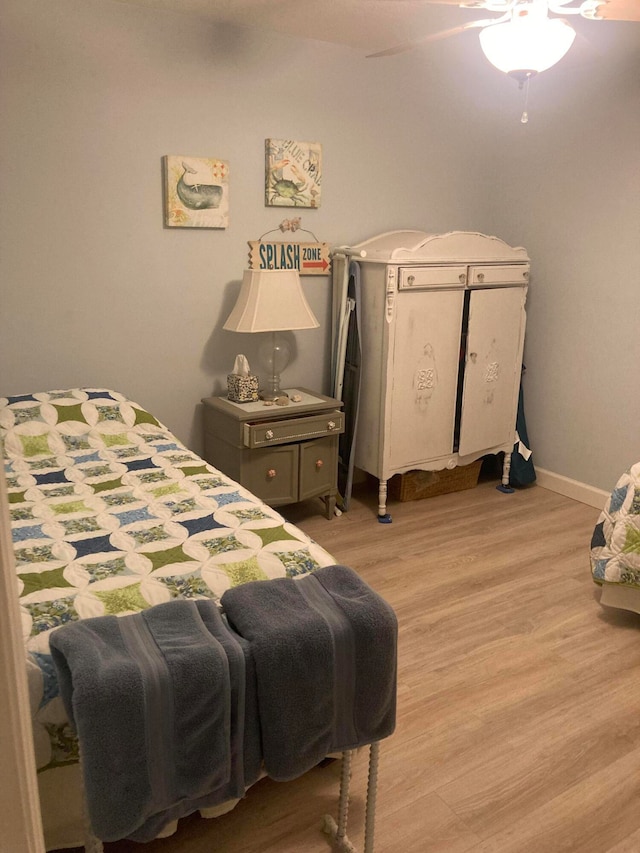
[94,477,640,853]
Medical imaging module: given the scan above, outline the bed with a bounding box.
[591,461,640,613]
[0,388,355,850]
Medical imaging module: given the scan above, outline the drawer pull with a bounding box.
[327,420,336,430]
[265,429,274,440]
[315,459,324,469]
[477,272,485,282]
[267,468,277,479]
[458,273,466,283]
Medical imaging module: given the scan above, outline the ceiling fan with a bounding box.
[367,0,640,85]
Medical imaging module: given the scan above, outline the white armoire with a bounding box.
[331,231,529,521]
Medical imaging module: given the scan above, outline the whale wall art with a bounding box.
[163,155,229,228]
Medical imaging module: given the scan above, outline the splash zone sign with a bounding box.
[248,241,331,276]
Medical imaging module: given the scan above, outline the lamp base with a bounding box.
[258,332,291,402]
[259,388,289,402]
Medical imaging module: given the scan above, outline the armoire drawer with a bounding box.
[398,265,468,289]
[468,264,530,286]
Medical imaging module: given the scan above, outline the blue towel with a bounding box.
[49,599,259,842]
[221,564,397,781]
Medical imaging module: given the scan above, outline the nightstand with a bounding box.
[201,388,344,519]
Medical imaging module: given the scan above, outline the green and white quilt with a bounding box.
[591,461,640,588]
[1,389,335,780]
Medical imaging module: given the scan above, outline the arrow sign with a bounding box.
[302,258,329,272]
[248,241,331,276]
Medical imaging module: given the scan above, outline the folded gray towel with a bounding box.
[50,599,256,842]
[221,564,397,781]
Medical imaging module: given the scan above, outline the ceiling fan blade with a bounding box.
[415,0,486,4]
[366,17,496,57]
[368,0,499,5]
[368,0,513,6]
[592,0,640,20]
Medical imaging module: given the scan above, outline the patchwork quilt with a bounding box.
[1,389,335,779]
[591,461,640,588]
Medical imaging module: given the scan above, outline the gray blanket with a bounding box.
[221,564,397,781]
[49,599,260,842]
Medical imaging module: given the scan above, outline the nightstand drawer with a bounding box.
[243,411,344,449]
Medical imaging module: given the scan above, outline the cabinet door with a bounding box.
[458,287,526,457]
[242,445,298,505]
[387,289,464,469]
[299,436,338,501]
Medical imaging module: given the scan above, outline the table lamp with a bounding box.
[223,268,319,401]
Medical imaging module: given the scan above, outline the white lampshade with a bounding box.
[223,268,319,333]
[479,15,576,75]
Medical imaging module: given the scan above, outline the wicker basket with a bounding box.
[388,460,482,502]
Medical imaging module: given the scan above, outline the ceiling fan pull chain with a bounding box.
[520,74,531,124]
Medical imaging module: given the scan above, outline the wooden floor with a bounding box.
[92,477,640,852]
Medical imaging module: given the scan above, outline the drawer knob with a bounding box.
[315,459,324,469]
[407,275,415,285]
[477,272,485,282]
[265,429,274,440]
[267,468,277,479]
[459,273,466,283]
[327,420,336,430]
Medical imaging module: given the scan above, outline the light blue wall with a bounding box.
[1,0,639,489]
[0,0,497,451]
[478,24,640,491]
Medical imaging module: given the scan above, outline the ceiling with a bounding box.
[112,0,470,54]
[113,0,640,66]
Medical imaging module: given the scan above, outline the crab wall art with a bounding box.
[265,139,322,208]
[163,155,229,228]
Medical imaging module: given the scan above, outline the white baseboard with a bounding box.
[534,468,609,510]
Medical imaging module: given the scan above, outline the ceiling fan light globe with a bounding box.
[478,17,576,74]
